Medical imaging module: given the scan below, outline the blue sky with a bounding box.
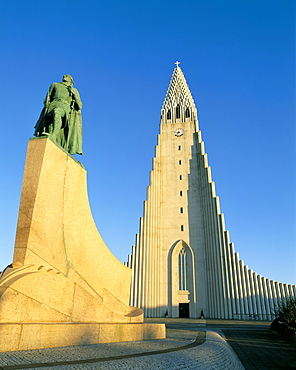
[0,0,295,285]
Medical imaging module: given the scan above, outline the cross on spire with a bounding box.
[175,61,180,68]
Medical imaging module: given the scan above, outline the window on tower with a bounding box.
[176,105,181,119]
[180,191,183,196]
[178,247,188,290]
[167,110,171,119]
[179,160,182,165]
[178,145,181,150]
[180,207,183,213]
[185,108,190,118]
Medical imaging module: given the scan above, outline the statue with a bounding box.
[34,74,83,155]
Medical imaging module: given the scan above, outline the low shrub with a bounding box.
[274,297,296,329]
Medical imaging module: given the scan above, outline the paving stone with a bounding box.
[0,330,243,370]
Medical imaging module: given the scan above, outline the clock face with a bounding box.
[174,128,184,137]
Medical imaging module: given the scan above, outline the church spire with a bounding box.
[160,62,197,124]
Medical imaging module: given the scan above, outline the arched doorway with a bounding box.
[168,240,196,318]
[178,246,190,317]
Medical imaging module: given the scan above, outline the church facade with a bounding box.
[125,64,295,319]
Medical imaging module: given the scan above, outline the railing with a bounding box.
[232,313,277,321]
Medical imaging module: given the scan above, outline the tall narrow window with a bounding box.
[167,110,171,119]
[180,225,184,231]
[176,104,181,119]
[178,145,181,150]
[185,107,190,118]
[180,191,183,196]
[179,175,182,180]
[179,160,182,165]
[180,207,183,213]
[178,247,188,290]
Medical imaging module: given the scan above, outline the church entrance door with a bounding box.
[179,303,189,318]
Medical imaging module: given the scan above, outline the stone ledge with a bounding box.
[0,323,166,352]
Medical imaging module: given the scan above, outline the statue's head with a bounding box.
[63,74,74,86]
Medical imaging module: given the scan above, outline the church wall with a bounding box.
[126,65,296,320]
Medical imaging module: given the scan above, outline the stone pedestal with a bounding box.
[0,138,165,352]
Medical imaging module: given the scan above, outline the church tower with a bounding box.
[126,63,295,319]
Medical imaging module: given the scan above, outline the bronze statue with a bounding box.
[34,74,83,155]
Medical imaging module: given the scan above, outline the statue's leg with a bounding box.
[41,116,53,135]
[51,108,64,142]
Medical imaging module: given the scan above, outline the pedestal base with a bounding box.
[0,138,166,352]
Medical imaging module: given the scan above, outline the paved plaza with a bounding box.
[223,328,296,369]
[0,319,295,369]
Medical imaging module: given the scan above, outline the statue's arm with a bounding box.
[72,88,82,110]
[43,84,55,108]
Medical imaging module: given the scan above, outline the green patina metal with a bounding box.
[34,74,83,156]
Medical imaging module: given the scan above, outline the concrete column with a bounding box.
[279,283,286,300]
[261,278,271,320]
[284,284,290,298]
[224,231,236,318]
[252,272,262,320]
[248,269,257,317]
[269,280,277,318]
[235,252,244,319]
[201,161,216,318]
[257,276,267,319]
[288,284,295,297]
[266,279,275,319]
[230,244,240,318]
[239,260,249,317]
[244,265,253,317]
[217,211,230,318]
[274,281,282,306]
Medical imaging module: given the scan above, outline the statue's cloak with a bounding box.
[64,109,83,155]
[34,109,83,155]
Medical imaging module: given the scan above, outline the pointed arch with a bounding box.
[178,247,188,290]
[167,240,197,317]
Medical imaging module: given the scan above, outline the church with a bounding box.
[125,63,296,319]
